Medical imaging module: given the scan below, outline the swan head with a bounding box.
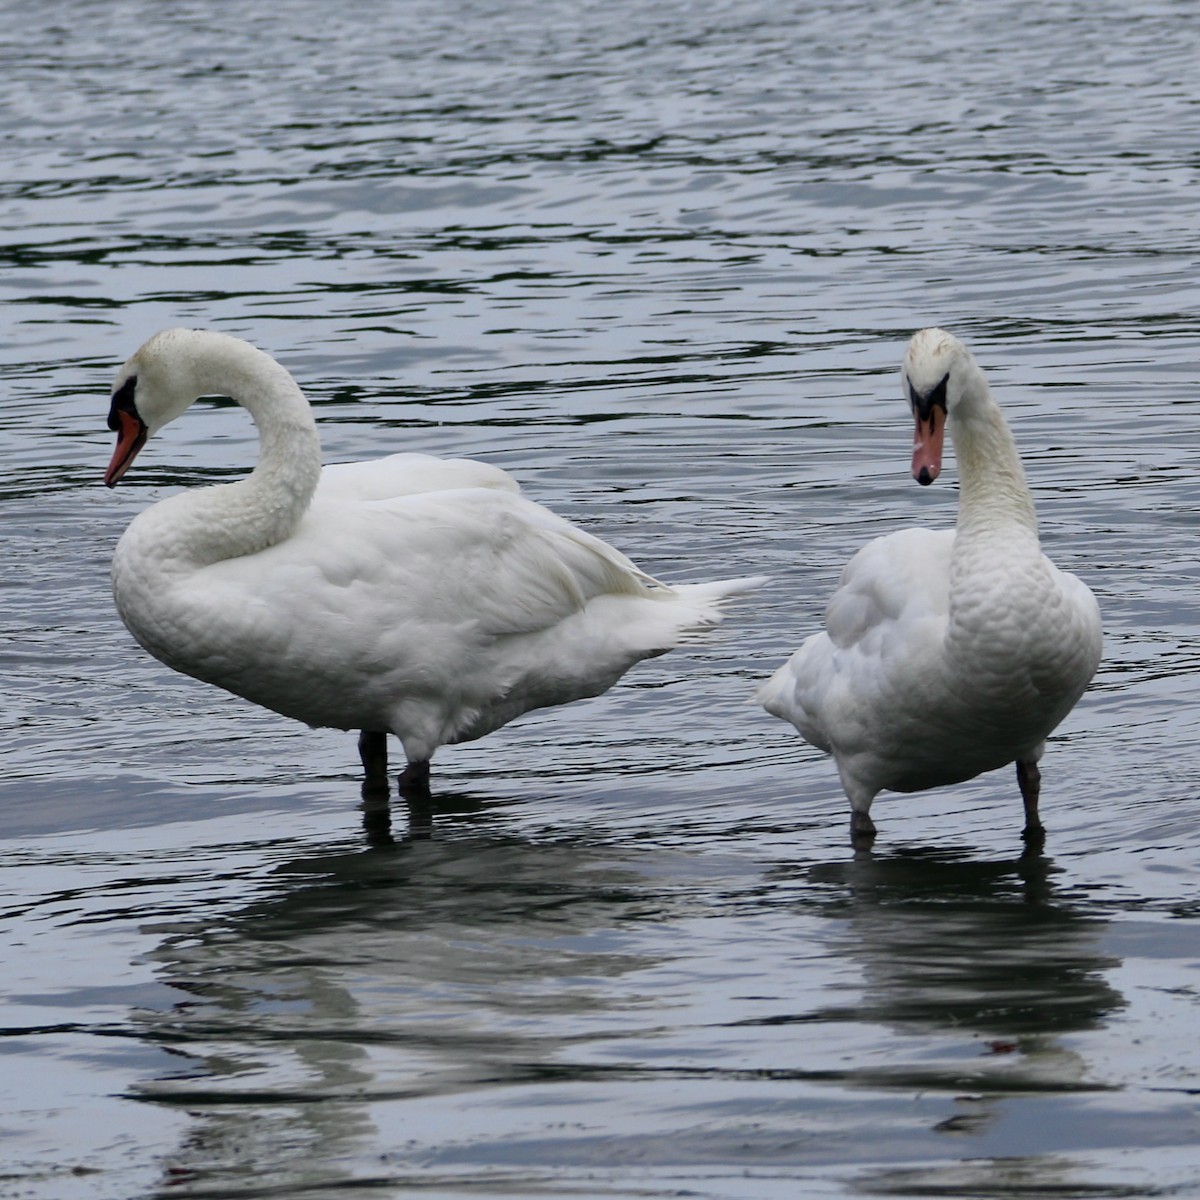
[104,328,248,487]
[901,327,975,487]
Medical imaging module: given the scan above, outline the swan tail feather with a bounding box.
[663,574,770,642]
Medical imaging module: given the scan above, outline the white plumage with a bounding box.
[758,328,1102,844]
[104,329,764,795]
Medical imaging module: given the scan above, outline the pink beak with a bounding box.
[911,406,945,486]
[105,408,148,488]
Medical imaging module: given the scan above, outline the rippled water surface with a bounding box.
[4,1,1200,1196]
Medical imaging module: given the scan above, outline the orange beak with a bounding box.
[911,406,945,486]
[104,408,148,488]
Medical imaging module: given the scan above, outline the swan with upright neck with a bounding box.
[105,328,765,801]
[758,328,1102,845]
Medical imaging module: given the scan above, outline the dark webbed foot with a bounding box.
[1017,758,1045,845]
[1021,823,1046,848]
[850,808,877,846]
[398,758,432,797]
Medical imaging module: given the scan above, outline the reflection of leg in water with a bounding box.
[358,731,394,845]
[360,793,395,846]
[1017,758,1044,845]
[399,759,433,840]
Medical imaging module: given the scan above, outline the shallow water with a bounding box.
[4,1,1200,1196]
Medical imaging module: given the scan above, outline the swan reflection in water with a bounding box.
[125,807,1125,1194]
[807,847,1121,1034]
[128,809,671,1193]
[796,844,1125,1194]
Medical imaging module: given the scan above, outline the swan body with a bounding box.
[105,329,764,789]
[758,328,1101,843]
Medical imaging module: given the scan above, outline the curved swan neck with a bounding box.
[950,365,1038,542]
[145,335,323,568]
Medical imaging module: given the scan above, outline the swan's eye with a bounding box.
[909,371,950,418]
[107,375,139,432]
[928,372,949,409]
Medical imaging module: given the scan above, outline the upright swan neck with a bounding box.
[148,335,323,568]
[949,363,1038,542]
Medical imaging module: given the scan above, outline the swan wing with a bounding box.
[146,486,746,756]
[1025,558,1103,704]
[759,527,952,754]
[825,527,953,650]
[316,489,660,637]
[177,487,674,689]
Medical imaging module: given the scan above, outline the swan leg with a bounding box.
[1017,758,1045,844]
[358,730,390,796]
[840,766,878,845]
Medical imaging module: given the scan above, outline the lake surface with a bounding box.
[3,1,1200,1196]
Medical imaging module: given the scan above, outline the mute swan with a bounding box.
[758,328,1101,845]
[104,329,765,799]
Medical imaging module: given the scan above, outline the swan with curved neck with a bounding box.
[105,328,765,805]
[758,328,1102,845]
